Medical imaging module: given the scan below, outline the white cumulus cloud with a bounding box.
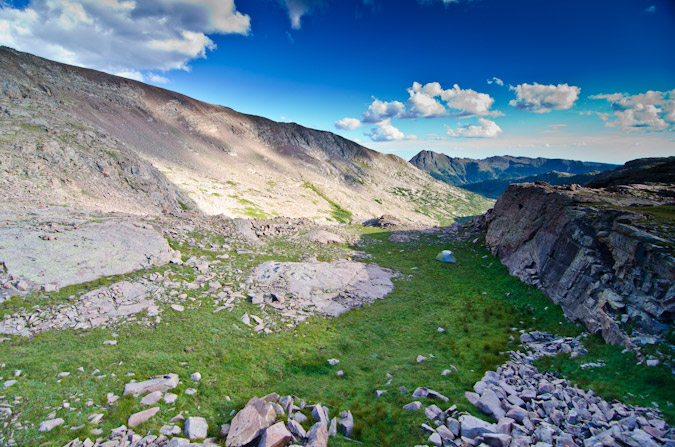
[0,0,251,82]
[365,119,415,142]
[361,98,406,123]
[591,90,675,132]
[509,82,580,113]
[447,118,502,138]
[334,117,362,130]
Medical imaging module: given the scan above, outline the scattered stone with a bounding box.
[140,390,163,405]
[38,417,64,432]
[416,355,428,363]
[164,392,178,404]
[190,372,202,381]
[171,304,185,312]
[226,397,276,447]
[327,359,339,366]
[184,416,208,440]
[403,401,423,411]
[128,407,159,428]
[258,422,292,447]
[123,373,179,396]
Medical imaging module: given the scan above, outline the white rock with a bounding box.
[38,418,64,432]
[184,416,208,440]
[164,392,178,404]
[141,390,163,405]
[171,304,185,312]
[190,372,202,382]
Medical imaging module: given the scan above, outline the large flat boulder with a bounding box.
[0,211,174,300]
[250,259,394,317]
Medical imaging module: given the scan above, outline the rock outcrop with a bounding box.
[485,180,675,349]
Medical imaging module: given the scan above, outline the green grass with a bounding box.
[0,228,673,446]
[303,182,353,224]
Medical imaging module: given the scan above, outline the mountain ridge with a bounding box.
[0,46,492,224]
[409,149,617,198]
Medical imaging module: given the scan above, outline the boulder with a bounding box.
[258,422,292,447]
[123,374,179,396]
[337,410,354,437]
[306,422,328,447]
[128,407,160,428]
[185,416,208,440]
[38,418,64,432]
[226,397,277,447]
[459,414,496,439]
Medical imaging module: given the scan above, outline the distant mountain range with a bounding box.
[409,150,618,198]
[0,47,492,224]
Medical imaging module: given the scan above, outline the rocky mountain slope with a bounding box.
[0,47,491,224]
[480,159,675,351]
[409,150,616,198]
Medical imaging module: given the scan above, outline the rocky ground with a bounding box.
[0,206,673,446]
[410,331,673,447]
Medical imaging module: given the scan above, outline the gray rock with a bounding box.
[258,422,292,447]
[128,407,159,428]
[190,372,202,381]
[185,416,208,440]
[123,373,179,396]
[338,410,354,437]
[483,433,513,447]
[413,387,430,399]
[436,425,455,442]
[306,422,328,447]
[226,397,277,447]
[477,388,505,420]
[287,419,307,440]
[140,390,163,405]
[311,403,329,424]
[38,418,64,432]
[459,414,496,439]
[428,432,442,446]
[425,405,444,420]
[403,401,423,411]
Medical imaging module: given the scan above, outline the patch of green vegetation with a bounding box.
[373,198,383,205]
[303,181,353,223]
[211,192,221,197]
[0,228,672,446]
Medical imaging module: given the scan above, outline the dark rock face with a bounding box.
[586,156,675,188]
[485,182,675,349]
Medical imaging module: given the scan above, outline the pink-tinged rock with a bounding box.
[306,422,328,447]
[258,422,292,447]
[226,397,277,447]
[128,407,159,428]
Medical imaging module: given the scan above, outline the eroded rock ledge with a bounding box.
[484,182,675,350]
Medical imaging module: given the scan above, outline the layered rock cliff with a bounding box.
[484,180,675,350]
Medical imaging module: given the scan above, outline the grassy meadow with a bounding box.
[0,226,673,446]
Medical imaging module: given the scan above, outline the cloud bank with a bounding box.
[591,90,675,132]
[0,0,251,82]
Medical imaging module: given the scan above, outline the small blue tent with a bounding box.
[435,250,456,263]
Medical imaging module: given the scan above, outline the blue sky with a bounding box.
[1,0,674,163]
